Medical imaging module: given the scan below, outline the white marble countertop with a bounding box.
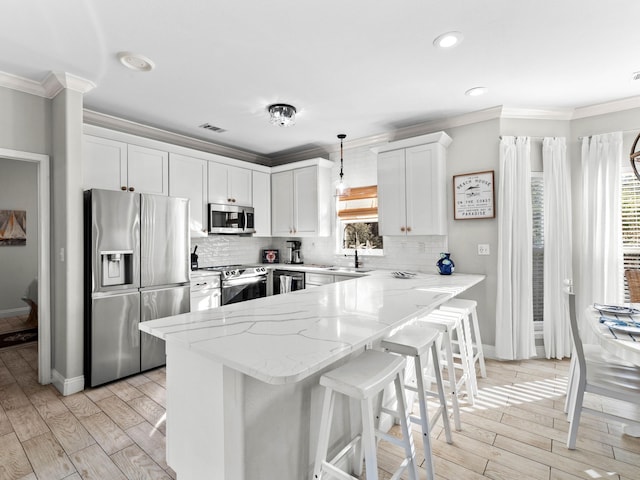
[141,271,484,385]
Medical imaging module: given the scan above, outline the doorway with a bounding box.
[0,149,51,384]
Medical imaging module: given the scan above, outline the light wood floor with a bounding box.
[1,345,640,479]
[0,314,36,335]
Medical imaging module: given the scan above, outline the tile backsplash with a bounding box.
[191,235,275,267]
[192,234,448,273]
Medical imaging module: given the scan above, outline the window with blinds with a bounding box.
[338,186,383,254]
[621,170,640,301]
[532,174,544,322]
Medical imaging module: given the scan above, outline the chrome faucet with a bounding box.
[343,224,361,269]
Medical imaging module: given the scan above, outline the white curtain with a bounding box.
[577,132,623,343]
[542,137,573,359]
[495,136,536,360]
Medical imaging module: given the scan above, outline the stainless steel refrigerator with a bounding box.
[84,189,190,387]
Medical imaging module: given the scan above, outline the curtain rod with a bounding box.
[500,128,640,141]
[578,128,640,141]
[498,136,553,140]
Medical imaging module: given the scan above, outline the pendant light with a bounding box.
[336,133,350,195]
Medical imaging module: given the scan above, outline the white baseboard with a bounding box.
[482,343,547,360]
[0,307,29,319]
[51,369,85,396]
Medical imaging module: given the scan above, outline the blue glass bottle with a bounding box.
[437,252,455,275]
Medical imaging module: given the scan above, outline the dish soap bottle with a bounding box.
[437,252,455,275]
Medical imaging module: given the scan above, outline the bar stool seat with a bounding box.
[313,349,419,480]
[439,298,487,383]
[381,322,452,480]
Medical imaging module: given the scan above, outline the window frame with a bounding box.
[336,185,384,256]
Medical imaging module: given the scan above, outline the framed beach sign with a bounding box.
[453,171,495,220]
[0,209,27,245]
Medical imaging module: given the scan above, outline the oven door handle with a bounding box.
[222,276,266,288]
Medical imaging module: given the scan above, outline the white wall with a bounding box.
[446,119,501,346]
[51,87,86,386]
[0,158,38,314]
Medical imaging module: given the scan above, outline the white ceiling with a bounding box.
[2,1,640,160]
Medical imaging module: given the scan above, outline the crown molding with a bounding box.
[395,106,504,139]
[44,72,96,96]
[372,131,453,154]
[0,70,95,98]
[501,107,574,120]
[0,71,50,97]
[572,95,640,119]
[272,108,504,163]
[83,109,271,165]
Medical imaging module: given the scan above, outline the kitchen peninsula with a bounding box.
[140,271,484,480]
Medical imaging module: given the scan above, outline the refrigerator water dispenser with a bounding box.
[101,251,134,287]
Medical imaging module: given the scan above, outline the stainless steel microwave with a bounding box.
[208,203,255,234]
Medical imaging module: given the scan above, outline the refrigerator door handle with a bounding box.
[91,289,139,299]
[140,283,190,293]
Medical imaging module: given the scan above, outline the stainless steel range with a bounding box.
[200,265,268,305]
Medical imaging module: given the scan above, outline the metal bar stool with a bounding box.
[420,309,474,430]
[381,322,452,480]
[312,349,419,480]
[439,298,487,384]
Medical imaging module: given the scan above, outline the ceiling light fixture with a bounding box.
[117,52,155,72]
[433,31,464,49]
[465,86,488,97]
[336,134,350,196]
[268,103,297,127]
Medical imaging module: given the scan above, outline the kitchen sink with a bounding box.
[326,267,372,273]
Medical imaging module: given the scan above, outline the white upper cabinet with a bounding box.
[169,153,208,237]
[271,170,295,236]
[127,145,169,195]
[83,135,168,195]
[252,171,271,237]
[376,132,451,236]
[271,160,332,237]
[293,166,319,235]
[208,162,252,206]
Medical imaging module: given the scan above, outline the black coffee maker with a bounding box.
[286,240,302,264]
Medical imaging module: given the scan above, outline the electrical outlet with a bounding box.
[478,244,490,255]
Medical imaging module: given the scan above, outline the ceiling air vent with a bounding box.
[199,123,226,133]
[633,71,640,81]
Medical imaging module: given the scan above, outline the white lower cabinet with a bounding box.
[305,272,334,288]
[169,153,208,237]
[377,132,451,236]
[305,272,359,288]
[271,160,332,237]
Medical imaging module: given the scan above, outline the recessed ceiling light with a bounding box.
[117,52,155,72]
[465,86,488,97]
[433,31,464,49]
